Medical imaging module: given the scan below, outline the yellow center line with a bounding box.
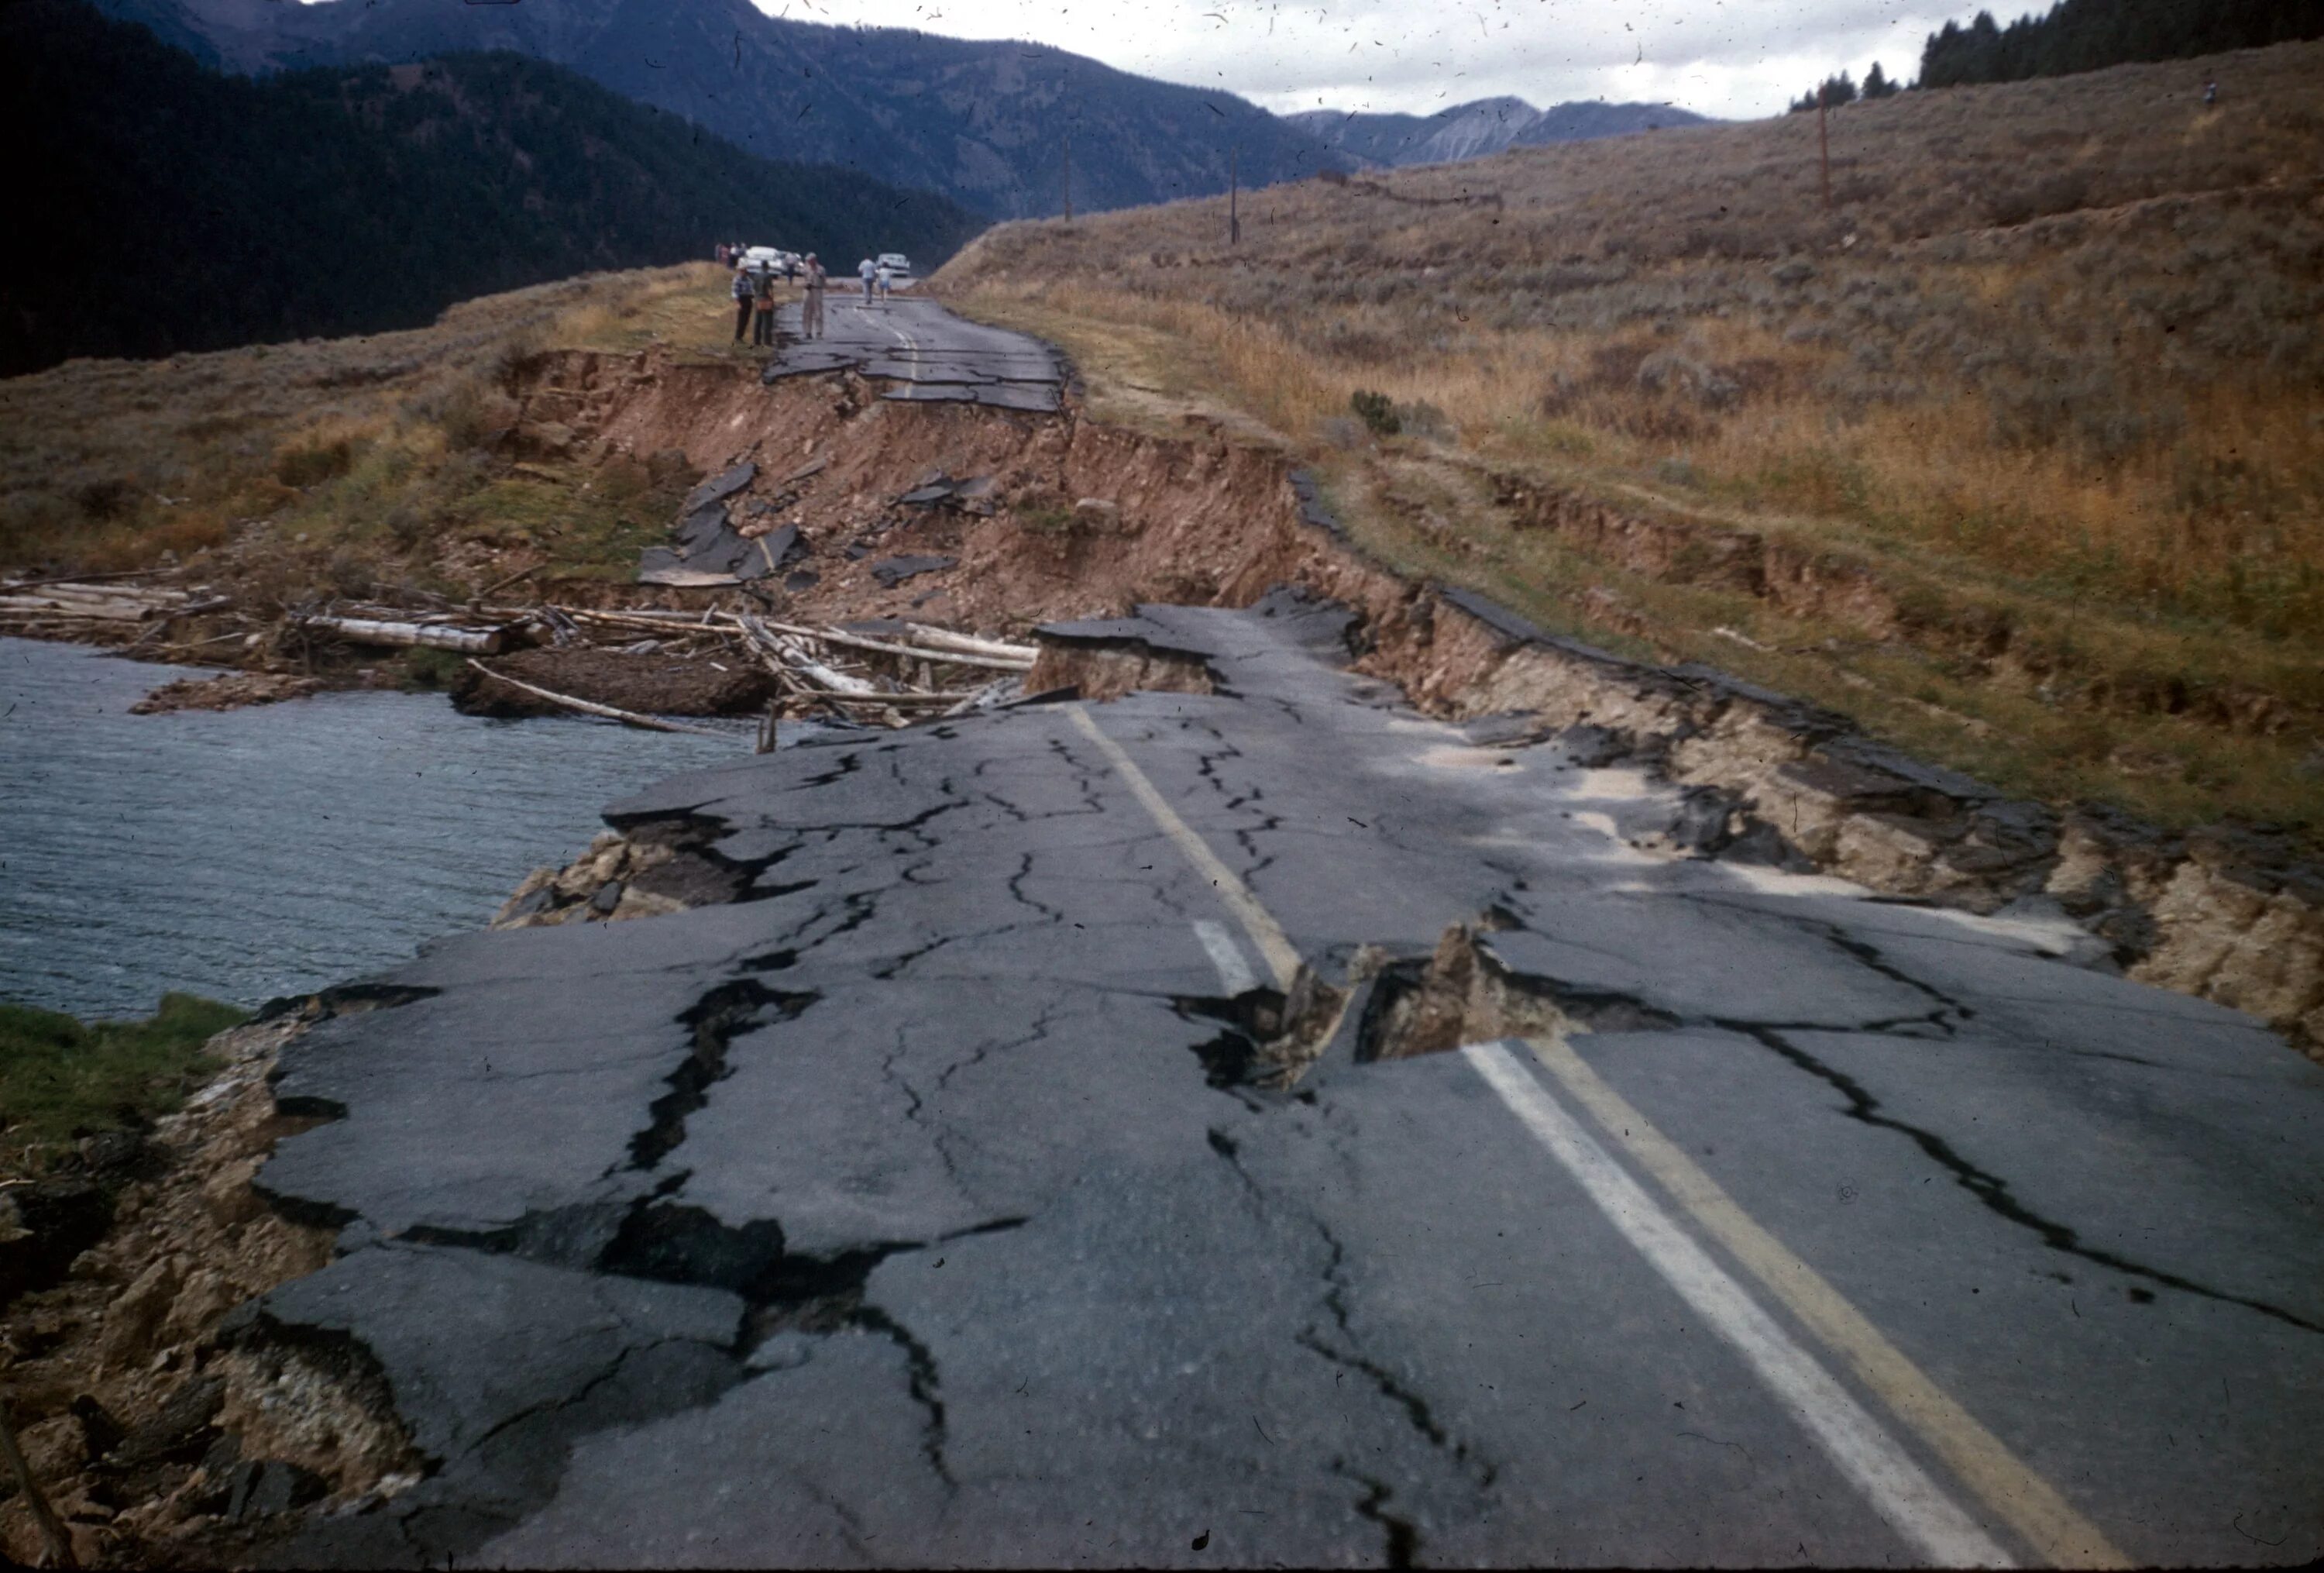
[1519,1033,2130,1571]
[1071,698,2128,1568]
[1067,704,1300,987]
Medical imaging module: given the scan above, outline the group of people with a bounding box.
[728,248,830,346]
[723,245,896,349]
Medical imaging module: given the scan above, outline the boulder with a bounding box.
[98,1255,183,1372]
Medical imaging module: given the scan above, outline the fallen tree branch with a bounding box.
[902,623,1040,663]
[747,617,1031,672]
[462,659,736,738]
[479,563,544,599]
[307,615,506,654]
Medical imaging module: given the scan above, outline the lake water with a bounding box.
[1,637,749,1020]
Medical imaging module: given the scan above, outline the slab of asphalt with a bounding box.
[253,594,2324,1567]
[762,294,1062,411]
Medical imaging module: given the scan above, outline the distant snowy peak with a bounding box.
[1288,97,1714,169]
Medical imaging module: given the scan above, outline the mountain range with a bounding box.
[89,0,1347,221]
[91,0,1720,220]
[2,1,980,375]
[1286,97,1715,169]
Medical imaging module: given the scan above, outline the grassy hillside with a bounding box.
[940,41,2324,838]
[0,266,734,594]
[0,0,981,374]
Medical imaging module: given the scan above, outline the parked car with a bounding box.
[740,245,782,272]
[875,253,913,276]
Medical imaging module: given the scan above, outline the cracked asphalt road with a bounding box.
[761,294,1062,411]
[254,596,2324,1568]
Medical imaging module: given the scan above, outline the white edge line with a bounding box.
[1191,918,1260,996]
[1461,1041,2016,1569]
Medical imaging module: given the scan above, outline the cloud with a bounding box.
[755,0,1959,119]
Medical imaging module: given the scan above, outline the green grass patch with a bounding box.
[1,993,248,1168]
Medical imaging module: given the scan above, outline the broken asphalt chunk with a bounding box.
[681,462,756,516]
[870,555,957,588]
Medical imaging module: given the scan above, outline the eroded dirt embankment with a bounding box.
[508,343,2324,1057]
[0,1003,418,1569]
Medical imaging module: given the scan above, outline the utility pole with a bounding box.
[1817,84,1832,211]
[1062,133,1073,222]
[1229,146,1241,246]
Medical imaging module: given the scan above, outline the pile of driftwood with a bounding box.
[4,575,1040,747]
[0,575,232,646]
[421,604,1037,743]
[472,604,1040,746]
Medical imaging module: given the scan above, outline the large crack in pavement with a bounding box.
[234,595,2324,1568]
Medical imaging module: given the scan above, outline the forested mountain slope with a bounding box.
[2,1,981,374]
[90,0,1351,219]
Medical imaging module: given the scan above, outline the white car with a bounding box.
[876,253,913,276]
[740,245,783,271]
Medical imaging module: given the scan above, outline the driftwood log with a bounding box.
[306,616,506,655]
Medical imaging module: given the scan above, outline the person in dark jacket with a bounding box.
[751,263,779,346]
[731,263,756,343]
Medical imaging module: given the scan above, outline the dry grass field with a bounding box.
[941,41,2324,838]
[0,265,745,604]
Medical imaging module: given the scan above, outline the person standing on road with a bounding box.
[730,262,755,343]
[875,260,893,305]
[751,261,779,347]
[858,256,877,304]
[801,253,827,339]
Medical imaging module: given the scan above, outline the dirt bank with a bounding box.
[490,343,2324,1059]
[0,1000,418,1569]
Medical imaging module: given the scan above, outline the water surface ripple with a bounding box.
[2,637,743,1018]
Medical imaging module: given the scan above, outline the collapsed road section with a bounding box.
[761,294,1064,411]
[237,595,2323,1567]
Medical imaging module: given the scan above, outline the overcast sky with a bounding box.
[751,0,1958,120]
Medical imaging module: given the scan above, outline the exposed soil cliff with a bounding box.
[481,344,2324,1060]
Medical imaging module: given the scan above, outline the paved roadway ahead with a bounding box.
[761,290,1062,411]
[257,597,2324,1568]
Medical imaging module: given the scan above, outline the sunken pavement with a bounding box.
[242,596,2324,1568]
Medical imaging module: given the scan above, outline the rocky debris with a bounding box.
[955,476,1001,515]
[642,460,815,587]
[0,1010,404,1568]
[894,473,999,515]
[898,477,957,507]
[450,647,775,719]
[868,554,956,588]
[1027,618,1221,701]
[494,827,746,930]
[682,461,758,515]
[129,671,324,716]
